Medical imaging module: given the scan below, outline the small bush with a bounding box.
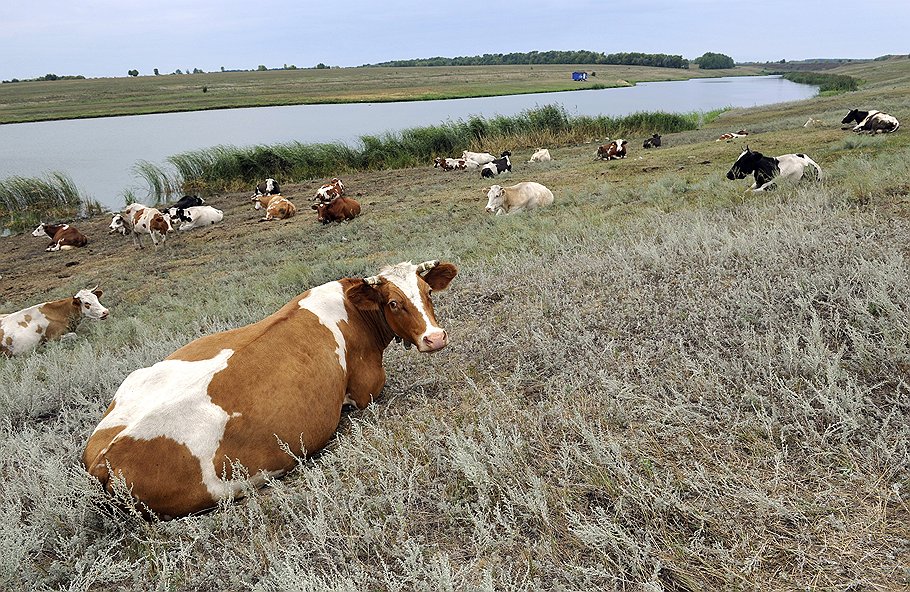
[782,72,859,93]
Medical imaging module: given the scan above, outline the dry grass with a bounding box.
[0,59,909,591]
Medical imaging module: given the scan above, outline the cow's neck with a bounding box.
[351,307,398,354]
[39,298,80,338]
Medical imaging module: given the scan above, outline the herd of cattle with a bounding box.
[0,106,901,518]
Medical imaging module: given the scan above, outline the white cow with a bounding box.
[462,151,496,167]
[167,205,224,231]
[484,182,554,215]
[528,148,552,163]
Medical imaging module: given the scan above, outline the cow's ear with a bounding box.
[345,280,384,310]
[92,289,103,298]
[422,263,458,291]
[71,297,80,308]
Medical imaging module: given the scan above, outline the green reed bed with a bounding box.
[0,172,101,232]
[136,105,703,200]
[781,71,860,93]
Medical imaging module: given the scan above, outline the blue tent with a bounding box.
[572,71,588,81]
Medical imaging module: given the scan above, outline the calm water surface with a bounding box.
[0,75,816,209]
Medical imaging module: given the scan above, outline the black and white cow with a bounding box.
[841,109,900,134]
[480,151,512,179]
[253,178,281,197]
[170,195,206,210]
[726,146,823,192]
[166,205,224,231]
[643,134,661,148]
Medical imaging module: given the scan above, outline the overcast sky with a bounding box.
[1,0,907,80]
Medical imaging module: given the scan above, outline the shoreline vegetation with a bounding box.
[1,106,724,228]
[136,106,722,201]
[0,63,766,125]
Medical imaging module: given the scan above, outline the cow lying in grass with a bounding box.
[726,146,823,192]
[312,197,361,224]
[32,222,88,252]
[597,140,627,160]
[528,148,552,162]
[252,194,296,221]
[166,205,224,231]
[841,109,900,133]
[484,182,554,215]
[83,260,457,518]
[1,288,108,356]
[314,178,345,204]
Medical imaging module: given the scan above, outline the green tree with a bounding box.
[153,68,160,76]
[127,69,139,77]
[257,64,268,71]
[694,52,735,69]
[220,66,225,72]
[315,63,328,69]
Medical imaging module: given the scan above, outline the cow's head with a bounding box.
[484,185,505,213]
[500,150,512,158]
[727,146,761,180]
[251,194,275,210]
[32,223,48,238]
[311,202,329,223]
[109,214,129,235]
[841,109,862,124]
[346,261,458,353]
[433,157,443,168]
[73,287,109,320]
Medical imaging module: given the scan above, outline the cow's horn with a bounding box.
[416,260,439,274]
[364,275,382,286]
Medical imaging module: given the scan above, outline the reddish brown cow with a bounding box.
[32,222,89,252]
[596,139,628,160]
[312,197,361,224]
[313,178,346,204]
[83,260,458,518]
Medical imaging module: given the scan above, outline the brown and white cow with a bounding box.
[312,197,361,224]
[32,222,89,252]
[433,157,468,171]
[251,193,297,221]
[313,178,346,204]
[597,139,628,160]
[1,288,108,356]
[716,130,749,142]
[83,260,458,518]
[109,204,173,248]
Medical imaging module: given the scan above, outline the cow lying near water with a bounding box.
[82,260,457,518]
[1,288,108,356]
[726,146,823,192]
[32,222,88,252]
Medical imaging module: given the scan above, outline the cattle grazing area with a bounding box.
[1,58,910,590]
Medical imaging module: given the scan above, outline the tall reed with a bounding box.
[0,172,99,232]
[135,105,702,200]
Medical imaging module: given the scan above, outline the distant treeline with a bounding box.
[780,72,859,93]
[367,50,690,69]
[2,73,86,84]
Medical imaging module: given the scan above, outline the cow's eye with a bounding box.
[389,300,400,310]
[84,303,90,308]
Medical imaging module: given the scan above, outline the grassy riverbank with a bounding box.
[0,57,908,590]
[0,63,764,124]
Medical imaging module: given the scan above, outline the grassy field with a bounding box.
[0,63,765,124]
[0,57,909,590]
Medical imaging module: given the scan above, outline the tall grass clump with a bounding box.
[782,72,860,93]
[0,172,97,232]
[136,105,703,199]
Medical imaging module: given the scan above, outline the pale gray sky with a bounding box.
[1,0,907,79]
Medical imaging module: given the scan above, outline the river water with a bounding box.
[0,75,816,209]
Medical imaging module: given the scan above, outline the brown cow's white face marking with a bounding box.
[91,349,256,499]
[32,224,49,238]
[75,289,109,320]
[378,263,448,352]
[299,282,348,372]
